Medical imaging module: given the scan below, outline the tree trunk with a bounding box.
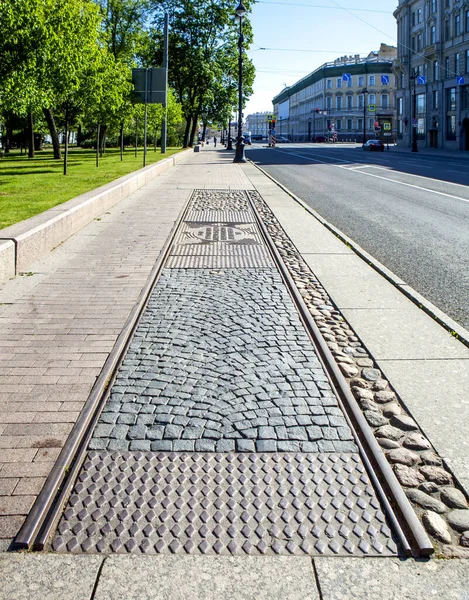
[100,125,107,156]
[43,107,61,159]
[120,122,124,161]
[201,122,207,142]
[5,118,13,153]
[63,105,69,175]
[183,117,191,148]
[27,112,34,158]
[76,124,84,147]
[189,112,199,147]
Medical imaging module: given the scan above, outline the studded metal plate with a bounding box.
[166,253,273,269]
[185,210,254,223]
[51,451,398,556]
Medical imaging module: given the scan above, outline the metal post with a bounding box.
[234,4,246,163]
[63,105,68,176]
[313,111,316,142]
[161,12,169,154]
[135,118,138,157]
[411,70,418,152]
[144,69,148,167]
[96,123,100,167]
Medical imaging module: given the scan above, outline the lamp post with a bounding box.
[361,87,368,145]
[409,69,418,152]
[233,2,247,163]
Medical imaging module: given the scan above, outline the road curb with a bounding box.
[248,159,469,349]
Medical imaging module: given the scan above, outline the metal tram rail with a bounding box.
[14,189,433,557]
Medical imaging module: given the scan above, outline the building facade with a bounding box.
[394,0,469,150]
[245,112,271,138]
[272,44,397,143]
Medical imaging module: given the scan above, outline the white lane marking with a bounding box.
[274,148,469,205]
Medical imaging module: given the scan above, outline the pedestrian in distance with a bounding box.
[214,136,217,147]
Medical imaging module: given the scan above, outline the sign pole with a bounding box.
[143,69,148,167]
[161,12,169,154]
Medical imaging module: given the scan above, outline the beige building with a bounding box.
[245,112,271,138]
[272,44,397,142]
[394,0,469,150]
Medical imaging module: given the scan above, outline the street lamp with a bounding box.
[233,1,247,163]
[361,87,368,145]
[409,69,418,152]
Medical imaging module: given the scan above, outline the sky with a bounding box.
[244,0,399,115]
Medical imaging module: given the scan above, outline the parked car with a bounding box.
[251,134,263,142]
[275,135,290,142]
[312,135,327,142]
[243,132,252,145]
[363,139,385,152]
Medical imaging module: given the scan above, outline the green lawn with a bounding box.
[0,146,183,230]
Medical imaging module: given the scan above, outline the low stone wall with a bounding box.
[0,150,190,284]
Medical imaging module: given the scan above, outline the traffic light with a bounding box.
[315,108,319,113]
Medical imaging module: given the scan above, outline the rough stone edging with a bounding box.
[0,149,191,284]
[250,190,469,557]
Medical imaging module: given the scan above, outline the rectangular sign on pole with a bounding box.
[132,68,167,104]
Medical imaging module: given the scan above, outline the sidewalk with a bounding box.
[0,147,468,598]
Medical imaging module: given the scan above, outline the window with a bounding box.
[401,72,405,88]
[446,115,456,140]
[358,95,364,109]
[417,93,426,113]
[411,36,416,52]
[336,78,342,88]
[327,79,332,89]
[466,49,469,73]
[412,11,416,26]
[445,0,450,7]
[347,77,353,88]
[462,85,469,109]
[368,118,374,130]
[417,33,422,52]
[346,95,353,109]
[455,13,460,36]
[466,9,469,33]
[447,87,456,110]
[357,118,363,130]
[347,119,353,130]
[444,18,450,41]
[336,121,342,131]
[417,7,422,23]
[431,0,437,13]
[433,60,439,80]
[445,56,450,77]
[336,96,342,109]
[430,24,436,44]
[397,97,403,115]
[381,94,389,109]
[369,94,376,105]
[358,75,364,87]
[369,75,375,85]
[326,96,332,109]
[455,53,460,75]
[433,89,440,109]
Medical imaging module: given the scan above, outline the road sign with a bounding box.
[417,75,426,85]
[132,68,167,104]
[266,114,273,121]
[383,132,392,137]
[271,129,276,135]
[457,76,465,85]
[368,104,376,112]
[381,75,389,85]
[342,73,351,82]
[383,122,391,131]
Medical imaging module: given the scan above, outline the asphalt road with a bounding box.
[246,143,469,330]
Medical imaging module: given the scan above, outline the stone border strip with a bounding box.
[250,190,469,557]
[0,149,191,285]
[248,161,469,349]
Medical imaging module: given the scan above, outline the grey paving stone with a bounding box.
[93,556,320,599]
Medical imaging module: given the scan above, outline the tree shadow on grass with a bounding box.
[0,169,57,176]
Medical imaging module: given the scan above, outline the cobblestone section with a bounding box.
[90,269,356,454]
[52,451,397,556]
[250,190,469,557]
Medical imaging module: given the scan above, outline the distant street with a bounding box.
[246,143,469,330]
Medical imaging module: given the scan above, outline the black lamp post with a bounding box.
[409,69,418,152]
[361,87,368,145]
[233,2,247,163]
